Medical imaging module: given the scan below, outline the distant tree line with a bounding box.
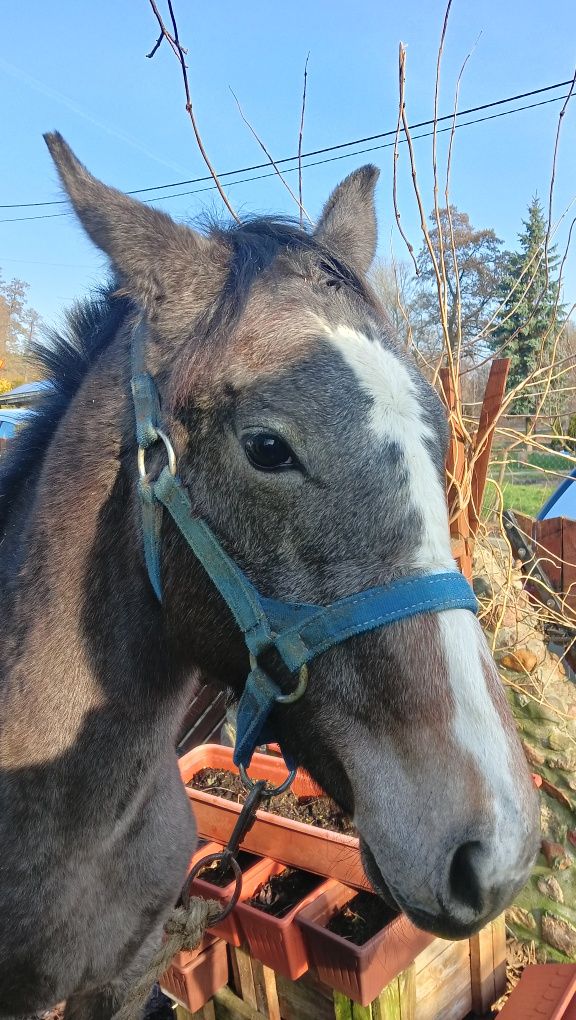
[372,197,568,418]
[0,272,42,392]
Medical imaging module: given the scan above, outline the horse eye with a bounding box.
[243,433,297,472]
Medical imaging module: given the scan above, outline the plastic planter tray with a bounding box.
[498,964,576,1019]
[297,881,434,1006]
[234,860,331,980]
[189,850,276,947]
[160,937,228,1012]
[171,840,222,967]
[179,744,368,891]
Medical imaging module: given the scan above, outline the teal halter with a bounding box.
[131,323,477,769]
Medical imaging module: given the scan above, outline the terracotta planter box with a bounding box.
[297,881,434,1006]
[265,743,324,797]
[498,963,576,1019]
[189,850,275,947]
[169,840,222,967]
[160,937,228,1012]
[234,860,331,980]
[179,744,368,891]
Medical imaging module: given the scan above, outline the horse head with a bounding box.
[45,132,539,941]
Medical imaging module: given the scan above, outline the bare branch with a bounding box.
[230,88,312,224]
[298,53,310,229]
[545,64,576,278]
[392,45,419,276]
[146,0,240,222]
[146,32,165,59]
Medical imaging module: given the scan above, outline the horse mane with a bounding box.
[0,287,131,536]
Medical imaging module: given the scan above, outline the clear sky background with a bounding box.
[1,1,575,330]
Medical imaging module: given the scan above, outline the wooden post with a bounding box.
[333,991,370,1019]
[175,1004,216,1020]
[229,946,258,1010]
[440,367,472,581]
[469,359,510,537]
[469,915,506,1015]
[212,985,269,1019]
[251,959,281,1020]
[228,948,280,1020]
[372,966,415,1020]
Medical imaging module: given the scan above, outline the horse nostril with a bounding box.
[448,841,485,915]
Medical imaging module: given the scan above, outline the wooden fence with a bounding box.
[440,359,510,581]
[508,511,576,625]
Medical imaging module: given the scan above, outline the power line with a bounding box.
[0,82,572,226]
[1,78,572,210]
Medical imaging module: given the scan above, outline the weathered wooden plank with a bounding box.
[333,991,354,1020]
[229,946,257,1010]
[275,970,335,1020]
[251,959,281,1020]
[533,518,563,591]
[470,925,497,1014]
[561,518,576,621]
[213,985,268,1020]
[372,966,415,1020]
[414,937,472,1020]
[439,367,472,581]
[491,914,507,1004]
[177,687,228,754]
[415,938,468,1003]
[413,936,454,975]
[469,358,510,537]
[414,978,471,1020]
[174,1005,216,1020]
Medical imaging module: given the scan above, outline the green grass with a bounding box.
[483,481,553,517]
[483,447,573,518]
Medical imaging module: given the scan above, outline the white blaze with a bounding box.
[328,324,454,572]
[327,324,519,862]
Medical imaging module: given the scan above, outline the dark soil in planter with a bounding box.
[196,850,259,887]
[189,767,356,835]
[248,867,323,919]
[326,892,398,946]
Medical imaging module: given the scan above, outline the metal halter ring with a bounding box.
[276,663,309,705]
[182,851,243,923]
[239,763,297,797]
[138,429,177,480]
[247,658,309,707]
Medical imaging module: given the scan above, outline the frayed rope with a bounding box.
[113,897,222,1020]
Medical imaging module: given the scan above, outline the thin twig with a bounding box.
[146,32,164,59]
[431,0,453,335]
[230,88,312,223]
[544,64,576,285]
[392,44,419,276]
[146,0,240,222]
[298,53,310,228]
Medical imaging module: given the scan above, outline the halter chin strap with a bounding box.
[130,322,478,769]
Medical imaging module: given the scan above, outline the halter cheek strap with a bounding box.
[130,325,478,770]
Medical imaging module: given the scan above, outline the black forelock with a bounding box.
[210,213,371,312]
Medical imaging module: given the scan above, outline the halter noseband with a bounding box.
[130,320,477,769]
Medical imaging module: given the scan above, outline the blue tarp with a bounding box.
[539,457,576,521]
[5,381,50,397]
[0,408,33,439]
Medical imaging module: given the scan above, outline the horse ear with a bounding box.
[314,165,379,276]
[43,132,216,313]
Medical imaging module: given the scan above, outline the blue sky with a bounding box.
[1,0,575,329]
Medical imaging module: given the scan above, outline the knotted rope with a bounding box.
[113,896,221,1020]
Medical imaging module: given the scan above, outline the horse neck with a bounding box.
[0,334,193,768]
